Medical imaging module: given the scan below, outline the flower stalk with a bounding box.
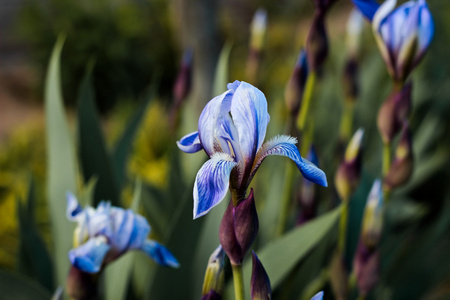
[232,264,245,300]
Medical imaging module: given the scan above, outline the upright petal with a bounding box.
[177,131,203,153]
[416,1,434,60]
[252,135,327,187]
[351,0,380,21]
[141,240,180,268]
[66,192,83,221]
[229,81,270,167]
[198,90,234,157]
[69,236,111,273]
[193,153,238,219]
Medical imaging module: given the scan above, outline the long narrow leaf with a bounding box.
[44,36,78,286]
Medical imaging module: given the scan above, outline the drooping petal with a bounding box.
[69,236,111,273]
[177,131,203,153]
[351,0,380,21]
[193,153,238,219]
[229,81,270,167]
[252,135,327,187]
[66,192,83,221]
[198,89,234,157]
[141,240,180,268]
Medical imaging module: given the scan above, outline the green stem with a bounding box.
[231,263,245,300]
[297,72,317,132]
[276,163,296,236]
[339,101,355,143]
[338,203,349,255]
[382,142,391,177]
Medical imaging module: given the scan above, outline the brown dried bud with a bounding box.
[377,82,412,144]
[219,189,259,265]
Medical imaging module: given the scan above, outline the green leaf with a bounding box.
[112,88,154,188]
[77,63,120,206]
[224,206,342,299]
[212,42,232,96]
[44,35,78,287]
[17,178,54,291]
[0,271,52,300]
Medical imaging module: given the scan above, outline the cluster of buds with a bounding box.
[335,128,364,202]
[247,9,268,83]
[353,180,384,297]
[219,189,259,266]
[306,0,338,72]
[202,246,225,300]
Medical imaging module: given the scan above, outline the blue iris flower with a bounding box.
[177,81,327,219]
[66,193,179,273]
[353,0,434,81]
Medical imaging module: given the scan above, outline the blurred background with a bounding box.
[1,0,450,299]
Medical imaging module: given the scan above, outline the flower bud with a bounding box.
[361,180,383,248]
[285,49,309,117]
[377,82,412,144]
[329,250,348,300]
[384,122,413,190]
[306,13,328,72]
[202,245,225,299]
[335,128,364,202]
[346,9,365,58]
[66,266,98,300]
[251,251,271,300]
[173,49,193,103]
[353,241,380,297]
[219,189,259,265]
[250,9,268,53]
[312,0,337,14]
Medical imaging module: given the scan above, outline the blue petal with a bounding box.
[141,240,179,268]
[128,214,151,249]
[252,135,327,187]
[417,1,434,55]
[198,90,235,157]
[311,291,324,300]
[177,131,203,153]
[193,153,237,219]
[69,236,111,273]
[351,0,380,21]
[66,192,83,221]
[229,81,270,166]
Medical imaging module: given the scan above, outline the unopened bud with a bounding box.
[377,82,412,144]
[285,49,309,116]
[335,128,364,201]
[306,13,328,72]
[251,251,271,300]
[353,241,380,297]
[329,250,348,300]
[384,122,413,190]
[361,180,383,248]
[202,245,225,298]
[219,189,259,265]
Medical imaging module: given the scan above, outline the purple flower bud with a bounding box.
[353,241,380,297]
[219,189,259,265]
[66,265,98,300]
[251,251,271,300]
[306,13,328,72]
[377,82,412,144]
[384,122,413,190]
[335,129,364,202]
[173,49,193,103]
[201,290,222,300]
[285,49,309,117]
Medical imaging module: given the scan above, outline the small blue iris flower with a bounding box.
[177,81,327,219]
[66,193,179,273]
[353,0,434,81]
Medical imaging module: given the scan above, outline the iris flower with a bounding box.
[66,193,179,273]
[177,81,327,219]
[352,0,434,81]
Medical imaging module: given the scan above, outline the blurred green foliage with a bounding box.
[18,0,177,112]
